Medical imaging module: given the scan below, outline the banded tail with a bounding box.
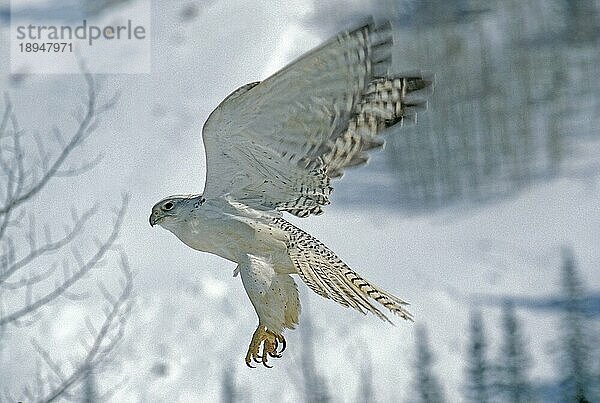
[273,218,412,322]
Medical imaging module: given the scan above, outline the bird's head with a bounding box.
[149,194,203,228]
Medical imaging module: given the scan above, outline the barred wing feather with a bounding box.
[202,19,432,217]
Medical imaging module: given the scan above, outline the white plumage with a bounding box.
[150,19,432,367]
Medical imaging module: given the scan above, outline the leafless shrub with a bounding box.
[0,66,131,402]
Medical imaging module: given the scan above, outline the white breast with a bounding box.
[162,201,294,272]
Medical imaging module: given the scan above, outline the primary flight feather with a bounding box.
[150,19,432,367]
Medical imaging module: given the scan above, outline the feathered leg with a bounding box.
[237,254,300,368]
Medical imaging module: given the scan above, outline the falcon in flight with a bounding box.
[150,19,432,367]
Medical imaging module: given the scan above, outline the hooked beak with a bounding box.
[149,213,158,227]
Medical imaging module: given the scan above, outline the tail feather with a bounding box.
[274,218,413,322]
[342,268,413,321]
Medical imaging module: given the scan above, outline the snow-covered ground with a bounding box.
[0,0,598,401]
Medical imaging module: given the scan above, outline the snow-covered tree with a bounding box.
[464,310,491,403]
[496,302,535,402]
[412,325,445,403]
[559,248,594,402]
[220,365,238,403]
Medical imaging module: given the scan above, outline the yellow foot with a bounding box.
[245,325,286,368]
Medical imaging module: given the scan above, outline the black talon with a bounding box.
[262,358,272,368]
[246,361,255,368]
[279,337,286,353]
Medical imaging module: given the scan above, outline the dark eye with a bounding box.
[163,201,174,211]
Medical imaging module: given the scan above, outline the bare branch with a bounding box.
[53,153,104,178]
[31,338,67,384]
[0,263,57,290]
[31,130,50,172]
[0,295,6,342]
[40,254,133,403]
[97,281,116,306]
[1,60,128,402]
[0,208,12,241]
[60,289,91,301]
[0,67,115,216]
[0,207,97,285]
[96,91,121,115]
[0,93,11,138]
[0,197,128,327]
[9,113,27,202]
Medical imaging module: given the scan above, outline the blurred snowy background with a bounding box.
[0,0,599,402]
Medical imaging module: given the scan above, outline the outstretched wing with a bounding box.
[202,19,432,217]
